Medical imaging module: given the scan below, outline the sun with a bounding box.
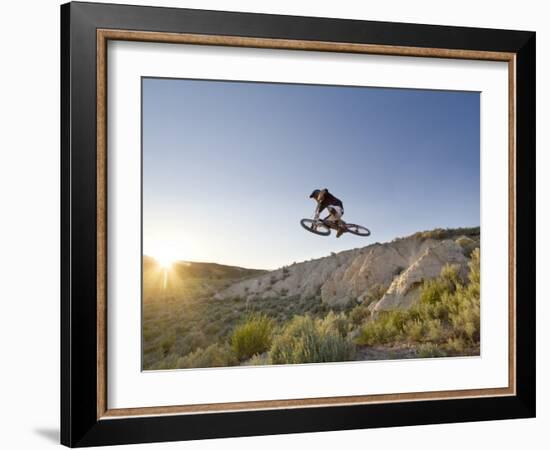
[153,250,178,271]
[157,256,174,270]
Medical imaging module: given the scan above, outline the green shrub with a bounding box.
[425,318,445,341]
[231,314,275,360]
[204,322,222,336]
[143,348,164,369]
[356,250,480,354]
[176,343,238,369]
[356,310,407,345]
[349,304,370,326]
[446,337,467,354]
[455,236,478,257]
[320,311,350,337]
[211,311,223,322]
[270,315,355,364]
[419,264,460,307]
[403,319,424,342]
[175,330,208,356]
[417,343,447,358]
[143,326,162,342]
[160,332,176,355]
[410,227,480,242]
[244,353,271,366]
[150,353,179,370]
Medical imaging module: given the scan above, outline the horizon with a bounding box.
[143,225,481,271]
[143,78,480,270]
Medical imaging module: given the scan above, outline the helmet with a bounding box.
[309,189,321,199]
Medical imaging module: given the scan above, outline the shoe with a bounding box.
[336,227,344,238]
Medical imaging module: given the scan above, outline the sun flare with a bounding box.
[157,256,175,270]
[152,249,179,271]
[152,252,179,290]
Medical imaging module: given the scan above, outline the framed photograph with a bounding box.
[61,2,536,447]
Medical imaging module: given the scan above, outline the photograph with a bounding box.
[141,77,481,371]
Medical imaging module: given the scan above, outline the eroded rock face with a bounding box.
[215,231,475,312]
[319,237,451,306]
[215,248,361,302]
[369,240,468,313]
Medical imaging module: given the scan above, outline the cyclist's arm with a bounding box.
[315,189,329,217]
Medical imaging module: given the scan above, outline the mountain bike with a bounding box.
[300,217,371,237]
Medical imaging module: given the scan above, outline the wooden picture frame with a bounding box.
[61,1,535,447]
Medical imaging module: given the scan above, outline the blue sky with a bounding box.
[142,78,479,270]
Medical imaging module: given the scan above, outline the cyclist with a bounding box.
[309,188,346,238]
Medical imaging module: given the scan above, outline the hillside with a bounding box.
[143,226,480,370]
[216,227,480,311]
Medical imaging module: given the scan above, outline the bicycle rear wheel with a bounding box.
[300,219,331,236]
[345,223,371,236]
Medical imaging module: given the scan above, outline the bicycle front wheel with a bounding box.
[300,219,331,236]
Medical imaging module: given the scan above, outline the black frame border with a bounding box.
[61,2,536,447]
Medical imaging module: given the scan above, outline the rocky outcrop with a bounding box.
[215,228,479,312]
[215,248,359,302]
[369,240,468,313]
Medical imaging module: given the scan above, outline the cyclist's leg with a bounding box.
[329,206,343,220]
[326,206,344,226]
[324,207,336,223]
[327,206,344,237]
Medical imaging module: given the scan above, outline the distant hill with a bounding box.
[142,256,267,299]
[143,256,266,280]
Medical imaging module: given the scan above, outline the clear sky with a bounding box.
[142,77,480,270]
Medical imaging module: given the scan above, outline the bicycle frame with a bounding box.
[316,217,345,230]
